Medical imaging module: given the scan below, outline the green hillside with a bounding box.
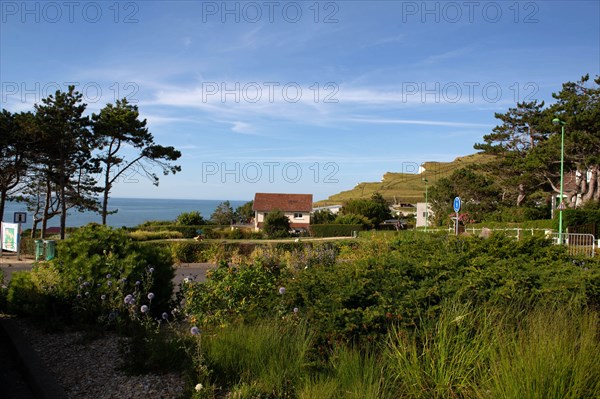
[317,153,493,206]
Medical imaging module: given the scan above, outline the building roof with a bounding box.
[253,193,313,213]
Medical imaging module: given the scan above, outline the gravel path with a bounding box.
[14,318,187,399]
[1,261,215,398]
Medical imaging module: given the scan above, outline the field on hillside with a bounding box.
[317,153,493,206]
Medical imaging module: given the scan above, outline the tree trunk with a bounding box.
[59,180,66,240]
[101,162,111,225]
[595,169,600,201]
[516,184,526,207]
[41,179,51,239]
[0,190,6,224]
[59,148,66,240]
[582,166,597,204]
[30,219,38,239]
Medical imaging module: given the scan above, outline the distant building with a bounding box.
[415,202,433,228]
[253,193,313,231]
[312,204,343,214]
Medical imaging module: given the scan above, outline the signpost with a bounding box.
[14,212,27,224]
[453,197,461,236]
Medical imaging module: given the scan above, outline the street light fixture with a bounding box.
[552,117,566,244]
[422,178,429,232]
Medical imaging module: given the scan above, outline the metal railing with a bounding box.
[424,227,551,238]
[421,228,597,257]
[552,233,596,258]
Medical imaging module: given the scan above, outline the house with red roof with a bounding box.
[252,193,313,231]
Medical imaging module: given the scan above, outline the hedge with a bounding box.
[310,224,363,237]
[561,209,600,237]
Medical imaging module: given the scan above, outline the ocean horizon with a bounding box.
[2,198,249,228]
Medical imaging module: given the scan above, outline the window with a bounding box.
[294,213,303,219]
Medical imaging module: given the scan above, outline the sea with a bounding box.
[2,198,249,228]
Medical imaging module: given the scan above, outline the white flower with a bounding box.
[195,383,203,391]
[149,267,154,273]
[124,294,133,304]
[147,292,155,300]
[141,305,149,313]
[190,326,200,335]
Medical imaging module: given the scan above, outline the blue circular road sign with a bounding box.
[453,197,461,212]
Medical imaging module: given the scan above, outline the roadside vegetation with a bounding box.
[1,225,599,398]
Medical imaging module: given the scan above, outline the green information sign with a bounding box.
[1,222,19,252]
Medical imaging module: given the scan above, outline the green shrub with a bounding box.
[5,265,70,321]
[281,233,600,348]
[170,241,205,263]
[283,244,338,271]
[51,223,174,319]
[176,211,205,226]
[469,219,554,230]
[182,260,286,326]
[334,213,373,229]
[263,210,291,238]
[6,272,38,315]
[484,206,551,223]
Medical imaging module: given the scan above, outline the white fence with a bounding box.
[426,227,551,239]
[423,228,597,257]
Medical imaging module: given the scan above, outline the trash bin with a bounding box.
[44,240,56,260]
[34,239,45,261]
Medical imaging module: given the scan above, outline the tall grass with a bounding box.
[192,302,600,398]
[480,305,600,399]
[385,302,600,399]
[385,302,496,398]
[201,320,313,398]
[298,345,391,399]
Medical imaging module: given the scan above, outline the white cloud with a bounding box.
[344,117,491,128]
[230,121,256,134]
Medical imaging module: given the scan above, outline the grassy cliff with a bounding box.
[317,153,493,206]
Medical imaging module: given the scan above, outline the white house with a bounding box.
[253,193,313,231]
[415,202,433,228]
[312,204,343,215]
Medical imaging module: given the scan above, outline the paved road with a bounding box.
[0,258,216,285]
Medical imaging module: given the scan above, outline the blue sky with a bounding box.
[1,0,599,201]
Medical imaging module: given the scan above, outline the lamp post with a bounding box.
[422,178,429,232]
[552,118,566,244]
